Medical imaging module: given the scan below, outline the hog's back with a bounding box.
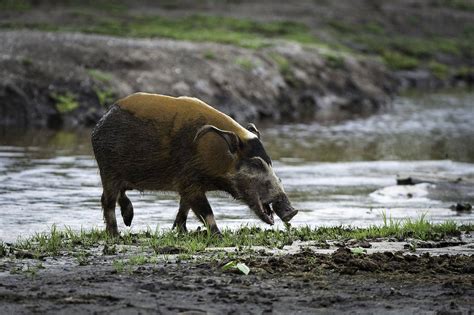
[91,93,254,192]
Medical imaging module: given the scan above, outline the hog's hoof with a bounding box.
[172,222,188,234]
[106,227,120,239]
[211,229,223,238]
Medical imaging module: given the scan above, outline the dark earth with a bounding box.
[1,245,473,314]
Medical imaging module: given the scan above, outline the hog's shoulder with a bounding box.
[117,92,255,140]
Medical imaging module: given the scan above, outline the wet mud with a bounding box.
[1,242,473,314]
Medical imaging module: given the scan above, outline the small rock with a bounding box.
[449,203,472,212]
[397,177,415,185]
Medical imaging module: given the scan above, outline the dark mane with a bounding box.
[243,138,272,166]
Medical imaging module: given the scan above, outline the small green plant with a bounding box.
[102,243,117,255]
[51,92,79,114]
[0,241,8,257]
[20,57,33,66]
[203,50,216,60]
[94,88,115,107]
[428,61,449,79]
[269,52,291,76]
[0,0,31,11]
[363,22,385,35]
[113,260,127,273]
[350,247,366,256]
[87,69,114,83]
[75,251,90,266]
[324,53,345,69]
[235,57,254,71]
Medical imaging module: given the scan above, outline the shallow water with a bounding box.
[1,92,473,242]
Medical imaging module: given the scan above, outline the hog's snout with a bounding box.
[272,195,298,223]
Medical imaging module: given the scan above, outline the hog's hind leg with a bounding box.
[118,189,134,227]
[101,188,120,237]
[188,194,221,236]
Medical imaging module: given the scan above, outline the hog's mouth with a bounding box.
[251,199,275,225]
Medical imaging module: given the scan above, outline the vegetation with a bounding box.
[87,69,114,83]
[0,13,318,49]
[1,1,472,78]
[4,217,472,261]
[50,92,79,114]
[235,57,255,71]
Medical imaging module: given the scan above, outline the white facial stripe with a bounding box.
[242,129,258,140]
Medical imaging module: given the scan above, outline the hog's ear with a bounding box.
[194,125,241,153]
[246,123,260,139]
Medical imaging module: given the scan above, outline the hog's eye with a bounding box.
[278,177,282,183]
[248,157,266,171]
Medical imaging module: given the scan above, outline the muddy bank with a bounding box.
[0,30,395,129]
[1,239,473,314]
[1,225,473,313]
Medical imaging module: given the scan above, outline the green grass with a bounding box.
[50,92,79,114]
[0,0,31,11]
[5,218,472,260]
[383,51,419,70]
[235,57,255,71]
[0,13,320,49]
[428,60,449,79]
[326,19,471,74]
[203,50,216,60]
[269,52,293,76]
[0,241,7,257]
[431,0,474,11]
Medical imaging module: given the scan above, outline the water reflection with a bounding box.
[0,92,473,242]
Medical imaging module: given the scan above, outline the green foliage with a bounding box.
[51,92,79,114]
[322,51,345,69]
[0,13,318,49]
[327,20,352,34]
[428,61,449,79]
[94,88,115,107]
[0,0,31,11]
[0,241,7,257]
[20,57,33,66]
[203,50,216,60]
[431,0,474,11]
[383,51,419,70]
[7,218,472,260]
[235,57,254,71]
[350,247,366,255]
[269,52,291,76]
[362,22,385,35]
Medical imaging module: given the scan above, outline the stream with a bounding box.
[1,91,473,242]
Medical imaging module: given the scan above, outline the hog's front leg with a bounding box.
[172,198,190,233]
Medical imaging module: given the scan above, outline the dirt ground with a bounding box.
[1,242,473,314]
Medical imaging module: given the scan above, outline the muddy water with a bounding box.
[1,92,473,242]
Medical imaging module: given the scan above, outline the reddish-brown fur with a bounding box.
[91,93,296,236]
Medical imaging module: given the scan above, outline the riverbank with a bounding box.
[1,0,473,129]
[0,30,395,129]
[1,222,473,313]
